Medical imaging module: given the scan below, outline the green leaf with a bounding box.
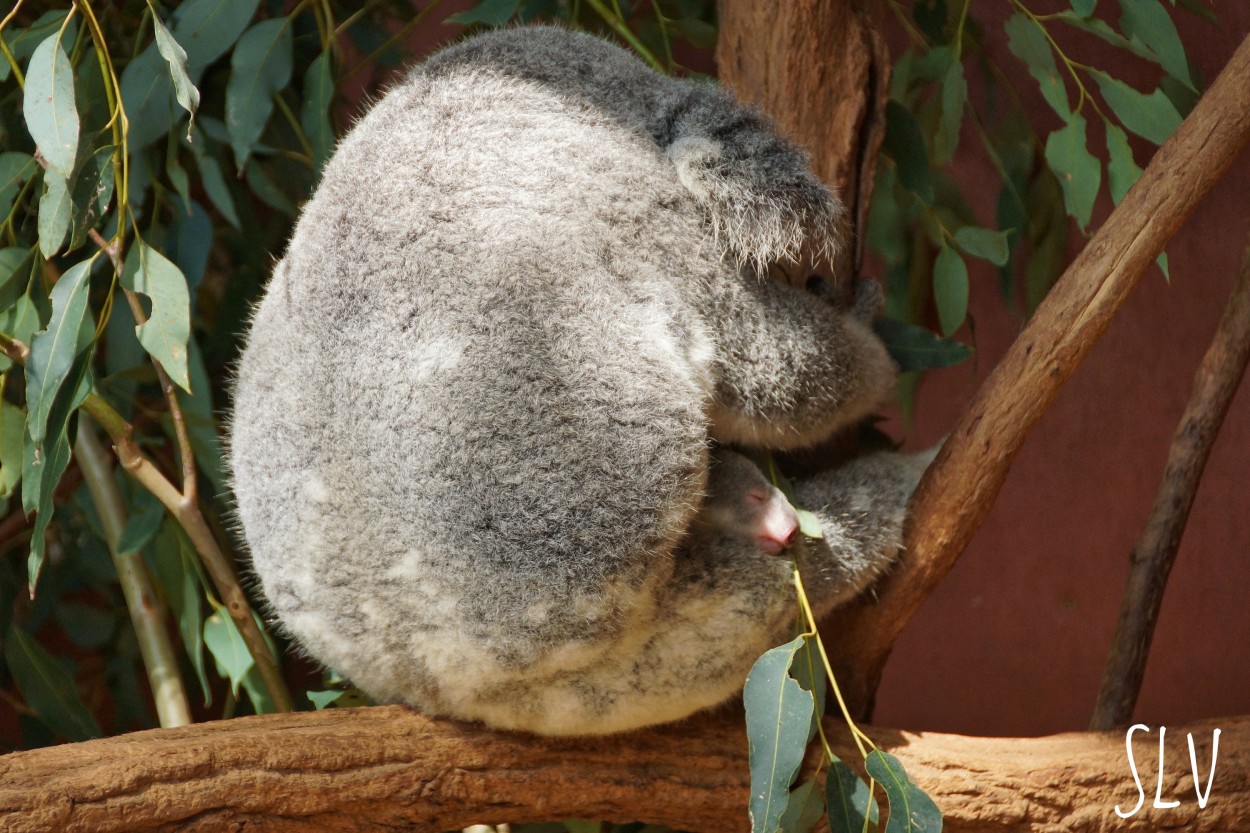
[226,18,294,172]
[121,242,192,392]
[1091,71,1182,145]
[150,519,211,702]
[55,602,116,649]
[1118,0,1194,90]
[67,145,116,251]
[26,257,95,445]
[873,318,973,372]
[864,750,942,833]
[1052,12,1147,59]
[933,245,968,336]
[1004,14,1071,120]
[6,12,76,65]
[5,625,101,741]
[25,423,76,591]
[794,509,824,540]
[789,634,826,743]
[116,495,166,554]
[933,51,966,166]
[1104,123,1142,204]
[0,399,24,498]
[244,160,297,216]
[953,227,1010,266]
[1157,251,1170,281]
[307,689,349,709]
[203,609,254,697]
[447,0,523,25]
[37,168,71,258]
[1070,0,1096,16]
[151,12,201,140]
[194,151,241,229]
[825,758,880,833]
[0,247,32,311]
[301,50,336,175]
[1044,113,1101,230]
[119,46,176,151]
[744,635,814,833]
[174,0,262,75]
[883,101,933,203]
[0,153,38,219]
[0,295,42,374]
[23,34,79,176]
[778,779,826,833]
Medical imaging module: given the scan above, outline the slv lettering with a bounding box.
[1115,724,1221,818]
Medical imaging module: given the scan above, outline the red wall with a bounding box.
[874,3,1250,737]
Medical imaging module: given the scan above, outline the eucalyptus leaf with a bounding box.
[1044,114,1100,230]
[826,758,880,833]
[67,145,116,251]
[447,0,523,26]
[119,46,176,151]
[1070,0,1096,16]
[301,49,336,175]
[0,153,38,219]
[1104,122,1142,204]
[26,257,95,445]
[1091,71,1182,145]
[0,399,24,498]
[0,296,43,374]
[307,689,349,709]
[226,18,294,171]
[203,609,254,697]
[5,625,101,741]
[37,168,71,258]
[193,151,241,229]
[933,53,966,166]
[1004,14,1070,120]
[744,635,815,833]
[121,242,193,392]
[933,245,968,336]
[151,12,201,139]
[1118,0,1194,90]
[778,779,826,833]
[174,0,263,75]
[953,227,1010,266]
[883,101,933,203]
[873,318,973,373]
[864,750,942,833]
[23,34,79,176]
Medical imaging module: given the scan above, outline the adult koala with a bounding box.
[231,25,928,735]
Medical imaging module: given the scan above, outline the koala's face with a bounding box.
[702,453,799,555]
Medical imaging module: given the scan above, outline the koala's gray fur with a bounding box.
[230,25,929,735]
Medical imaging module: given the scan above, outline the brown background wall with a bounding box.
[873,2,1250,737]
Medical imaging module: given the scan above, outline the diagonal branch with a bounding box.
[1090,226,1250,730]
[824,29,1250,718]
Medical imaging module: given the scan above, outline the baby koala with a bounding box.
[698,450,799,556]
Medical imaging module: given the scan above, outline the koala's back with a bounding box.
[230,31,719,708]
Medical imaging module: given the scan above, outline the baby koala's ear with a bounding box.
[666,134,845,273]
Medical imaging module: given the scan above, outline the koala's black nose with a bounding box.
[805,274,839,302]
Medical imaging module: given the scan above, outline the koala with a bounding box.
[697,449,798,556]
[230,25,930,735]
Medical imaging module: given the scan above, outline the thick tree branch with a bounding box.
[824,30,1250,718]
[0,706,1242,832]
[1091,228,1250,730]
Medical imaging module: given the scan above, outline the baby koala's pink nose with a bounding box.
[755,504,799,555]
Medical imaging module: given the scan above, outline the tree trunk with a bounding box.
[0,706,1244,832]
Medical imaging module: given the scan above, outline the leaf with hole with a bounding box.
[744,635,815,833]
[226,18,294,171]
[121,242,192,393]
[23,34,79,176]
[67,146,115,251]
[865,750,942,833]
[1091,71,1182,145]
[5,625,101,741]
[1044,114,1101,230]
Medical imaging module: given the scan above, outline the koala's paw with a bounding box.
[668,136,844,272]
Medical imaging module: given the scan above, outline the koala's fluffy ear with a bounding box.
[667,134,844,274]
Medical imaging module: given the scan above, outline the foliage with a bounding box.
[0,2,1215,829]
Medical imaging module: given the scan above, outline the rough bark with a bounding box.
[1091,229,1250,730]
[717,0,890,282]
[0,706,1245,832]
[822,29,1250,718]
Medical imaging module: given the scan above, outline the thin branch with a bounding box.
[1090,227,1250,730]
[823,29,1250,718]
[73,416,192,729]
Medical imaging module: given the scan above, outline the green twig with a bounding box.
[584,0,665,73]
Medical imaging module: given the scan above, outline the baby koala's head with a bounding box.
[700,450,799,555]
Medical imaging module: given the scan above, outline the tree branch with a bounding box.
[824,29,1250,718]
[1090,227,1250,730]
[0,706,1242,832]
